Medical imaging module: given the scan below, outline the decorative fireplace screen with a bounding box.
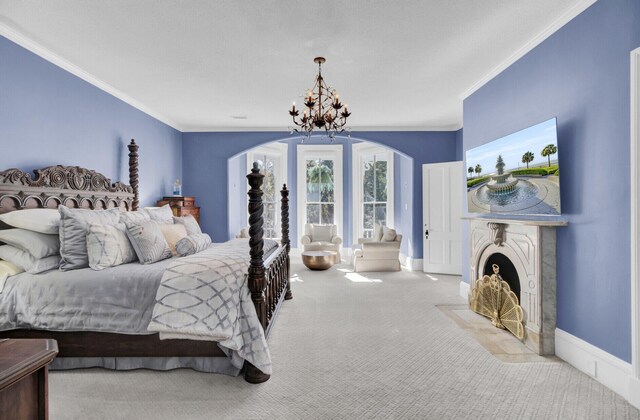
[469,264,525,340]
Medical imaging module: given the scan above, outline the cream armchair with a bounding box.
[352,225,402,272]
[301,224,342,262]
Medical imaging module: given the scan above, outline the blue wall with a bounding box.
[183,131,458,258]
[462,0,640,362]
[0,36,182,206]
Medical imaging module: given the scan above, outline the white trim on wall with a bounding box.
[351,143,395,245]
[556,329,632,400]
[459,0,598,100]
[630,47,640,409]
[399,253,423,272]
[296,144,344,241]
[459,281,470,300]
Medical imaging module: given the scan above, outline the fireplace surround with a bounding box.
[466,217,567,355]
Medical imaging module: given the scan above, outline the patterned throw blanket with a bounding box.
[147,239,276,375]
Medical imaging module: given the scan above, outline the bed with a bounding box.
[0,140,292,383]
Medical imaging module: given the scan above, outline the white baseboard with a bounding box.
[555,328,632,400]
[459,281,470,300]
[629,376,640,409]
[399,253,423,271]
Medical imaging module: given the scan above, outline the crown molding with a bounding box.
[183,123,463,133]
[0,21,184,131]
[459,0,598,100]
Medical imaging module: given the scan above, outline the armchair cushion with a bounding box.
[312,225,333,242]
[373,223,384,242]
[382,226,397,242]
[331,236,343,245]
[300,235,312,245]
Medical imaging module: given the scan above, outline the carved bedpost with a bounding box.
[244,162,270,384]
[127,139,139,211]
[281,184,293,300]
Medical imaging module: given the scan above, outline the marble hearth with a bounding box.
[466,217,567,355]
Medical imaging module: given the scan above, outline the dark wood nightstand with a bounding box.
[156,196,200,224]
[0,339,58,420]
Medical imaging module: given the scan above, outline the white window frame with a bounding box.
[352,143,394,244]
[297,144,343,239]
[247,142,288,239]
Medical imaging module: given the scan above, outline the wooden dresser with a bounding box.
[0,339,58,420]
[156,196,200,224]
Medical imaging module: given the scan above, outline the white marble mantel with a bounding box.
[466,216,567,355]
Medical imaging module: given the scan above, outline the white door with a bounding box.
[423,162,463,274]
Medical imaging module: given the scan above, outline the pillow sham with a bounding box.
[144,205,174,224]
[0,245,60,274]
[176,233,212,257]
[0,208,60,234]
[173,215,202,235]
[0,228,60,259]
[86,223,137,270]
[0,260,24,294]
[158,223,188,255]
[126,220,172,264]
[382,226,397,242]
[58,206,121,271]
[119,210,151,226]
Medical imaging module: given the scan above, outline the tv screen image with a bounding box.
[465,118,560,215]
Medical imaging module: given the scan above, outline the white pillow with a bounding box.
[144,205,174,224]
[86,223,138,270]
[0,260,24,293]
[373,223,384,242]
[313,225,333,242]
[158,223,188,255]
[173,215,201,235]
[0,228,60,259]
[119,210,151,226]
[0,209,60,234]
[381,226,397,242]
[0,245,60,274]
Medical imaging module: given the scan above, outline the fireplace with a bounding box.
[483,252,520,301]
[466,217,567,355]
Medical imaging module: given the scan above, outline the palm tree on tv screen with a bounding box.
[474,164,482,177]
[541,144,557,167]
[468,166,474,179]
[522,151,534,168]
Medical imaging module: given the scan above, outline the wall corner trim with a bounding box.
[459,280,470,300]
[0,22,183,131]
[459,0,598,100]
[399,253,423,271]
[555,328,632,400]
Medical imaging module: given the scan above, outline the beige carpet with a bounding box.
[50,259,640,419]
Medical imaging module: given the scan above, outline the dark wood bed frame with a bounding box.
[0,140,292,384]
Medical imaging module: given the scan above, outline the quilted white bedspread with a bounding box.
[147,239,276,375]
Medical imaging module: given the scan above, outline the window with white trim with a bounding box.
[353,144,394,240]
[247,143,287,239]
[297,145,343,238]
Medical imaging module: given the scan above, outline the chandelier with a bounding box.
[289,57,351,141]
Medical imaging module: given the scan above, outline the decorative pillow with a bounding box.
[0,260,24,293]
[0,245,60,274]
[313,225,333,242]
[176,233,212,257]
[374,223,384,242]
[382,226,397,242]
[0,208,60,234]
[144,205,174,224]
[126,221,172,264]
[158,223,188,255]
[119,210,151,226]
[0,229,60,259]
[86,223,138,270]
[173,215,202,235]
[58,206,121,271]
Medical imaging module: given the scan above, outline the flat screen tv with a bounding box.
[466,118,560,215]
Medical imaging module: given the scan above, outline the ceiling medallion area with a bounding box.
[289,57,351,142]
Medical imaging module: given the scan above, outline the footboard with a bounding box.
[244,163,292,383]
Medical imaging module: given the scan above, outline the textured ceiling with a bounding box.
[0,0,590,131]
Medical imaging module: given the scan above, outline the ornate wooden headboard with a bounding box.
[0,139,139,215]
